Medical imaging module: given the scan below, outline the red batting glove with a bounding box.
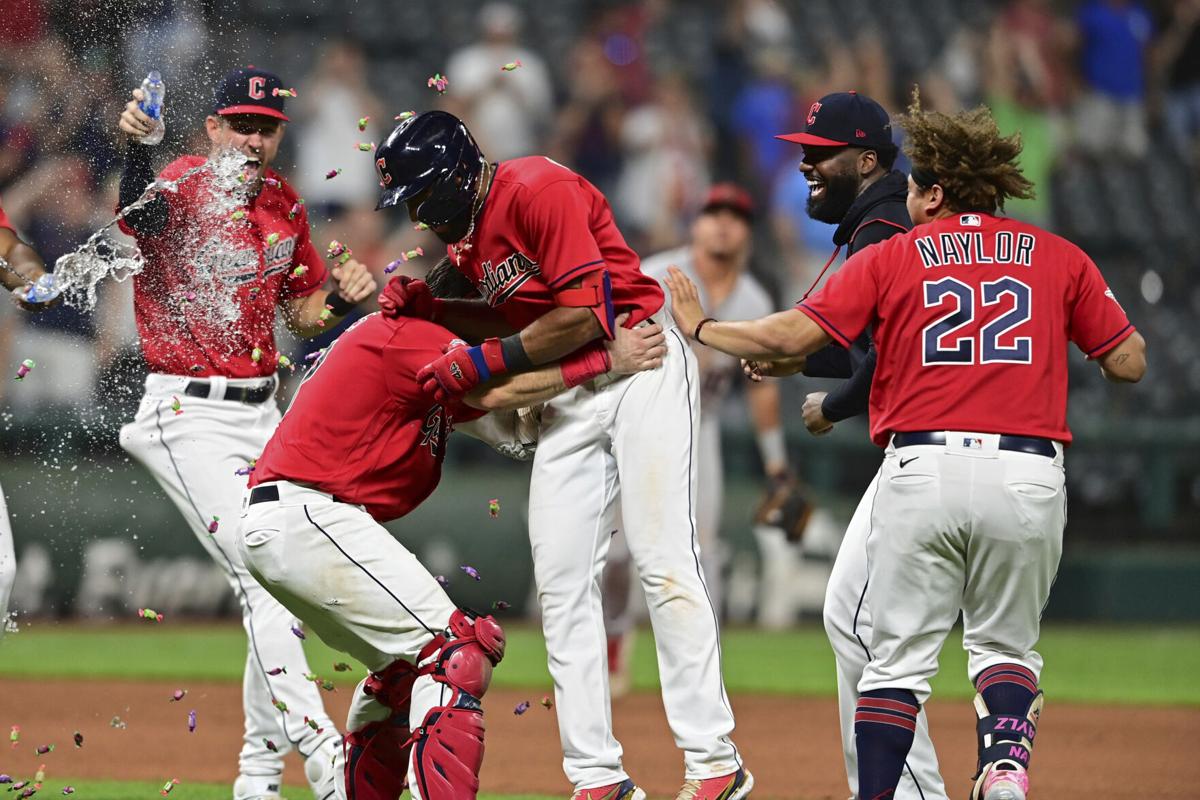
[378,275,437,319]
[418,343,482,403]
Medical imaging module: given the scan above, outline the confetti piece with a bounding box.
[266,232,279,246]
[460,564,481,581]
[207,517,219,534]
[326,240,348,259]
[35,744,53,754]
[304,716,324,734]
[271,698,289,713]
[304,349,326,362]
[500,60,523,71]
[249,286,261,299]
[15,359,35,381]
[182,290,197,302]
[278,354,294,370]
[263,176,281,188]
[137,608,164,623]
[325,168,342,180]
[0,776,10,784]
[109,716,127,729]
[414,221,429,231]
[317,305,333,327]
[160,778,179,796]
[189,364,204,373]
[263,738,278,752]
[383,247,425,274]
[171,396,182,415]
[492,600,510,611]
[395,110,416,121]
[272,87,298,98]
[427,73,449,93]
[72,732,82,749]
[356,142,375,152]
[62,789,74,796]
[333,662,352,672]
[235,459,257,476]
[357,116,370,131]
[304,672,318,682]
[187,710,196,733]
[288,200,305,220]
[291,624,305,640]
[266,666,287,676]
[18,788,35,799]
[33,764,44,784]
[488,498,500,518]
[513,701,530,715]
[319,679,336,692]
[231,209,246,221]
[10,782,27,791]
[435,575,449,588]
[251,347,263,363]
[10,725,19,747]
[170,689,186,701]
[292,264,308,277]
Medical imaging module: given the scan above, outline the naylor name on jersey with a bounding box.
[914,230,1036,269]
[478,250,541,306]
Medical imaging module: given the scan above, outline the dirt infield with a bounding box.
[1,678,1196,798]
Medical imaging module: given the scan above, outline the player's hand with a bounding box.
[664,266,705,337]
[11,285,63,313]
[331,258,377,305]
[418,340,483,403]
[607,312,666,375]
[743,355,806,382]
[802,391,834,436]
[378,275,436,319]
[119,88,155,140]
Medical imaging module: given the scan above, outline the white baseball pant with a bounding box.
[120,374,341,790]
[529,309,741,790]
[238,481,460,800]
[0,484,14,638]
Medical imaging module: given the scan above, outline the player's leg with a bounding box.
[822,468,947,800]
[961,451,1065,800]
[695,418,725,617]
[120,385,338,796]
[528,387,634,795]
[856,444,966,800]
[607,327,748,795]
[240,493,502,800]
[0,483,15,638]
[600,526,636,698]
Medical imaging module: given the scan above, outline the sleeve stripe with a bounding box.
[798,303,853,348]
[1085,322,1134,358]
[548,259,605,288]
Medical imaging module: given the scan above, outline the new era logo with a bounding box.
[960,214,981,227]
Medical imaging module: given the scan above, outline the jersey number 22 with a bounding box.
[922,277,1032,365]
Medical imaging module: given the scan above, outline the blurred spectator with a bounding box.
[547,38,625,195]
[729,47,800,191]
[443,2,554,161]
[0,68,37,189]
[613,73,711,253]
[1072,0,1154,160]
[1153,0,1200,162]
[293,39,384,221]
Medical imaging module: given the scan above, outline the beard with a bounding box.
[806,169,860,224]
[430,205,474,244]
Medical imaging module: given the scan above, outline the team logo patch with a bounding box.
[1103,288,1125,311]
[478,251,541,307]
[376,157,391,186]
[807,102,821,126]
[963,437,984,449]
[419,405,448,457]
[960,214,981,227]
[450,363,463,380]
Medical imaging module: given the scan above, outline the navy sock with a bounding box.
[975,663,1037,717]
[854,688,919,800]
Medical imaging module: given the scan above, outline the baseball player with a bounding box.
[665,98,1146,800]
[238,263,665,800]
[114,67,377,800]
[0,197,58,638]
[601,183,791,694]
[373,111,751,800]
[776,93,947,800]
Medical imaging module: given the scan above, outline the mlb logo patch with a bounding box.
[962,437,984,449]
[960,214,981,227]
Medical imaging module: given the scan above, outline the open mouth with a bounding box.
[241,156,262,181]
[807,178,826,201]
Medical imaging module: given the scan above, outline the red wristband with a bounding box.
[560,342,612,388]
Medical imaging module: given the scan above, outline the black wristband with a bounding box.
[694,317,717,344]
[324,292,357,316]
[499,333,534,371]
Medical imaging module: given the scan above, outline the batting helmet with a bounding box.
[374,110,485,227]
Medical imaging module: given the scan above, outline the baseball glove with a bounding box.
[754,472,815,543]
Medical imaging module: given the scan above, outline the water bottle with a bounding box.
[138,70,166,146]
[23,273,60,304]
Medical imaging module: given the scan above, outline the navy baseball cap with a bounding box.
[213,67,289,121]
[776,91,891,150]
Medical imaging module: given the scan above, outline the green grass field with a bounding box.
[2,621,1198,706]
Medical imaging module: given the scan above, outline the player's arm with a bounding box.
[281,257,377,337]
[666,267,830,360]
[1096,330,1146,383]
[464,313,664,411]
[747,379,788,477]
[431,298,518,340]
[0,227,48,292]
[116,88,169,236]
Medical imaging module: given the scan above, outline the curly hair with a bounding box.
[898,89,1035,214]
[425,255,480,300]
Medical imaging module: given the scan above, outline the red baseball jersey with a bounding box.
[798,212,1134,446]
[449,157,663,330]
[250,313,484,522]
[119,156,326,378]
[0,197,12,231]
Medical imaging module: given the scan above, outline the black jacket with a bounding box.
[802,170,911,422]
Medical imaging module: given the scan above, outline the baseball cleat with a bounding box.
[981,767,1029,800]
[572,778,646,800]
[675,768,754,800]
[232,774,283,800]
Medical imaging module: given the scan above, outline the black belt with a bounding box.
[248,484,350,506]
[893,431,1057,458]
[184,380,273,404]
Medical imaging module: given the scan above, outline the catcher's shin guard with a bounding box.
[411,609,506,800]
[969,689,1044,800]
[344,660,420,800]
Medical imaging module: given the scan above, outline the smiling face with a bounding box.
[205,113,285,188]
[799,145,873,224]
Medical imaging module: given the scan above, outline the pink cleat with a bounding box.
[572,779,646,800]
[981,767,1029,800]
[675,768,755,800]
